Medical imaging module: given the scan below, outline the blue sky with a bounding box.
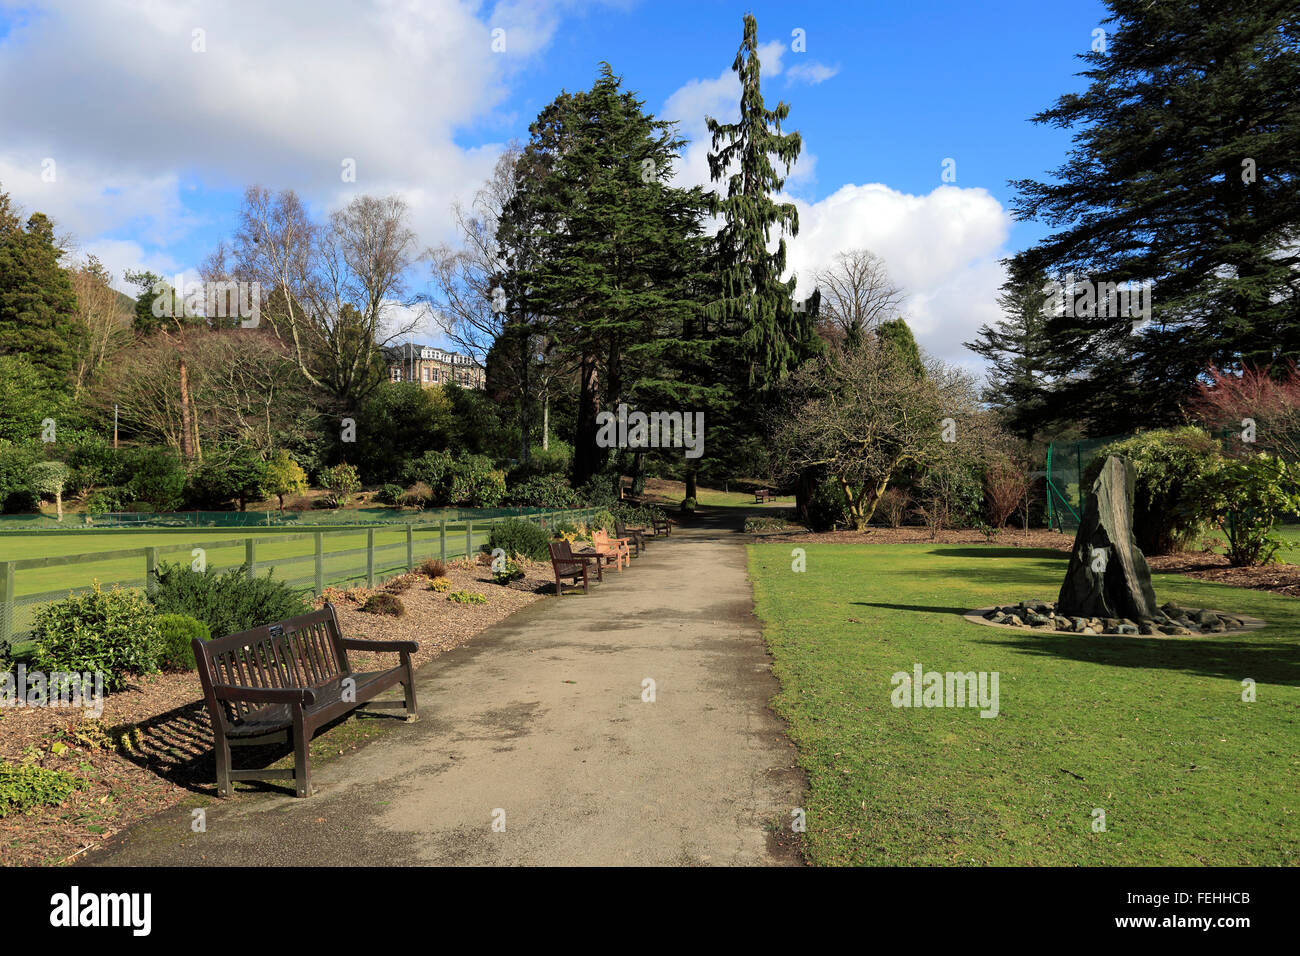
[0,0,1112,366]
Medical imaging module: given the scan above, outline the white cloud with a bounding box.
[785,61,839,85]
[785,183,1012,369]
[0,0,605,284]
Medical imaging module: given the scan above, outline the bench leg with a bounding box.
[214,733,232,798]
[292,706,312,798]
[401,652,419,721]
[555,571,564,596]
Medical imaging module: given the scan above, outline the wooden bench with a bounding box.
[193,604,418,798]
[549,540,604,596]
[651,511,672,536]
[755,488,773,504]
[592,529,631,570]
[614,519,646,555]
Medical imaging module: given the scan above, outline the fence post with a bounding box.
[146,547,158,596]
[0,561,13,653]
[245,538,256,580]
[366,528,375,588]
[440,520,447,563]
[406,525,414,571]
[466,520,473,558]
[314,531,324,596]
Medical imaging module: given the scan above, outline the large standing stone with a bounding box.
[1057,456,1159,621]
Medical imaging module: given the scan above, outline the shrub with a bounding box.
[320,462,362,507]
[505,473,581,509]
[264,451,308,511]
[85,486,131,515]
[429,576,451,593]
[577,473,620,509]
[805,476,846,531]
[551,520,580,538]
[375,483,404,505]
[591,508,617,531]
[149,561,309,639]
[124,446,186,511]
[400,482,433,509]
[446,589,487,604]
[418,558,447,578]
[403,450,506,507]
[877,487,911,528]
[31,584,162,692]
[1084,428,1221,554]
[385,576,413,594]
[1195,454,1300,566]
[152,613,211,672]
[0,444,40,513]
[983,457,1029,528]
[360,593,405,616]
[0,762,89,818]
[185,449,269,511]
[744,516,788,534]
[492,558,525,585]
[489,517,552,561]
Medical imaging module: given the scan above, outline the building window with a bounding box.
[422,366,429,382]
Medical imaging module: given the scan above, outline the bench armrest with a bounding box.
[565,552,602,564]
[213,684,317,706]
[340,637,419,653]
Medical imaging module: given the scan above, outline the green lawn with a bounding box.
[749,541,1300,865]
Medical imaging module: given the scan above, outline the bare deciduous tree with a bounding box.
[813,248,905,348]
[231,188,423,404]
[68,255,131,397]
[773,339,984,529]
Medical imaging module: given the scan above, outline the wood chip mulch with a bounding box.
[0,557,556,866]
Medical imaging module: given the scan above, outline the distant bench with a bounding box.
[754,489,777,504]
[194,605,418,797]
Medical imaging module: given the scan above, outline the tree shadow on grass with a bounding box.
[985,630,1300,686]
[925,547,1069,562]
[853,601,972,616]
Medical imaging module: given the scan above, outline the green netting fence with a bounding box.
[0,507,597,653]
[1044,435,1132,531]
[0,505,571,532]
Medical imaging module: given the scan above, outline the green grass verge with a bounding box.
[749,541,1300,866]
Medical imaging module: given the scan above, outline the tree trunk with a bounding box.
[573,356,601,485]
[542,396,550,451]
[685,469,697,500]
[178,356,194,460]
[55,490,63,522]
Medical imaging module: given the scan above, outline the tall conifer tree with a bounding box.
[706,13,820,390]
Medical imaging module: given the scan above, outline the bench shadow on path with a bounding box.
[850,601,1300,687]
[115,699,410,798]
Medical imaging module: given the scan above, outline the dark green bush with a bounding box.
[679,497,696,514]
[489,517,551,561]
[152,613,211,671]
[805,476,847,532]
[375,483,404,505]
[0,762,89,818]
[184,449,269,511]
[149,561,310,639]
[505,474,581,509]
[360,593,405,616]
[403,450,506,507]
[84,486,131,515]
[1083,428,1221,554]
[31,584,162,692]
[124,446,186,511]
[0,445,39,514]
[1194,454,1300,566]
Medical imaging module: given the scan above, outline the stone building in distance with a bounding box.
[385,343,486,389]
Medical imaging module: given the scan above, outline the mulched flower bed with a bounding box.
[0,557,556,866]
